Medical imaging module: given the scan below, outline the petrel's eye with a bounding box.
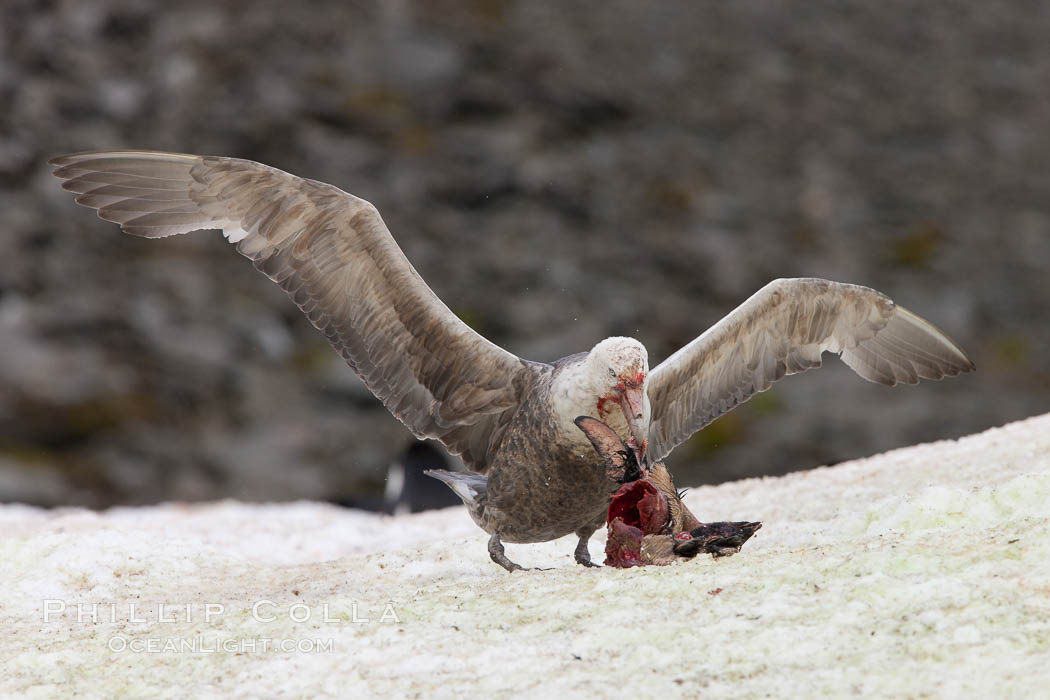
[608,368,616,378]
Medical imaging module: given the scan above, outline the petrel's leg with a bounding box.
[573,528,601,568]
[487,533,527,572]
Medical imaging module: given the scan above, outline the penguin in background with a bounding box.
[384,441,463,515]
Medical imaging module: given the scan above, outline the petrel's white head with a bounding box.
[584,337,651,460]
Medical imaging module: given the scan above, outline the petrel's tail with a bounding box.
[423,469,487,506]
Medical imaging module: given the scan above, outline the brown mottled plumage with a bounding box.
[50,151,974,571]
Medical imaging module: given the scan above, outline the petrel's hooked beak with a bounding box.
[619,384,648,465]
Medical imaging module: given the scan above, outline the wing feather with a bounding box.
[51,150,538,471]
[646,278,974,462]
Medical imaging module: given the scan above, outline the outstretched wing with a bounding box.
[50,150,538,471]
[646,278,974,462]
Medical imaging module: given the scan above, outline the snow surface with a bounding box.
[2,413,1049,698]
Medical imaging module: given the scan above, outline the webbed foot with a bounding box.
[672,521,763,558]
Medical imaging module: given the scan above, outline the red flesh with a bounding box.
[607,479,668,534]
[596,393,617,421]
[604,518,644,568]
[605,479,674,566]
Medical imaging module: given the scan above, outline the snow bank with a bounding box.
[2,414,1049,698]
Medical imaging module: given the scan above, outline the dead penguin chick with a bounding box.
[576,415,761,567]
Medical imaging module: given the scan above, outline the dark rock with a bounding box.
[2,0,1046,506]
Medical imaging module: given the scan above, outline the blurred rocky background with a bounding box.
[1,0,1047,508]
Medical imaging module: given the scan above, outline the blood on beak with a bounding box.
[619,384,648,463]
